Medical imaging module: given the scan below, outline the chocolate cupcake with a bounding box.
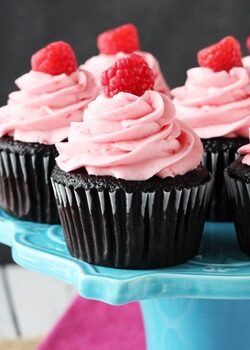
[52,54,212,269]
[0,41,97,223]
[172,36,250,221]
[225,141,250,255]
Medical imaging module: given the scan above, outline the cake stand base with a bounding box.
[2,210,250,349]
[141,298,250,350]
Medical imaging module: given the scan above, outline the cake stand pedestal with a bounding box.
[0,209,250,350]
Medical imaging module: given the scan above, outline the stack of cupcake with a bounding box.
[0,23,213,269]
[12,23,250,269]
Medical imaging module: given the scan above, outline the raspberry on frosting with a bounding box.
[197,36,243,72]
[97,23,140,55]
[31,41,78,76]
[81,23,170,96]
[101,53,154,97]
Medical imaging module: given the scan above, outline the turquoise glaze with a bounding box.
[1,209,250,349]
[0,209,250,302]
[141,298,250,350]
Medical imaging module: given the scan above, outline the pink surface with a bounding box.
[37,297,146,350]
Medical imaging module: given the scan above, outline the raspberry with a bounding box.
[31,41,77,75]
[197,36,242,72]
[101,53,154,97]
[246,36,250,52]
[97,24,140,55]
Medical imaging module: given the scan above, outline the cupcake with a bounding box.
[172,36,250,222]
[51,54,212,269]
[225,136,250,255]
[0,41,97,223]
[81,23,170,96]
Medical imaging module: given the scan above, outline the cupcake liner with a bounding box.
[225,172,250,254]
[0,149,59,223]
[202,147,240,222]
[51,177,213,269]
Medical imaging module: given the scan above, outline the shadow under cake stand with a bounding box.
[0,208,250,350]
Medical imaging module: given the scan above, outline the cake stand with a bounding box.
[1,209,250,350]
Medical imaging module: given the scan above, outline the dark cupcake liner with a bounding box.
[51,176,213,269]
[202,137,248,222]
[0,146,59,224]
[224,171,250,255]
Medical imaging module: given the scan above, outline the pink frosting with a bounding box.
[80,51,170,96]
[238,129,250,165]
[171,67,250,139]
[243,56,250,73]
[56,91,203,180]
[0,69,98,144]
[239,143,250,165]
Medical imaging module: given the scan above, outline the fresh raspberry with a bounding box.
[246,36,250,52]
[31,41,77,75]
[197,36,242,72]
[101,53,154,97]
[97,24,140,55]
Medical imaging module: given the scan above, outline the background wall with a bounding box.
[0,0,249,105]
[0,0,249,262]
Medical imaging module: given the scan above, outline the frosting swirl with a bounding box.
[238,129,250,165]
[171,67,250,139]
[243,56,250,74]
[0,69,97,144]
[239,143,250,165]
[56,91,203,180]
[81,51,170,96]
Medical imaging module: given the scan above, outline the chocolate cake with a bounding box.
[202,137,248,221]
[0,136,59,223]
[225,158,250,255]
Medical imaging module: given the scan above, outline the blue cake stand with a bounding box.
[1,209,250,350]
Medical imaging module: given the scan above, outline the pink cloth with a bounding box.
[36,297,146,350]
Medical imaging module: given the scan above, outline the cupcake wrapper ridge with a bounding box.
[225,172,250,255]
[202,147,239,222]
[0,149,59,223]
[51,176,213,269]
